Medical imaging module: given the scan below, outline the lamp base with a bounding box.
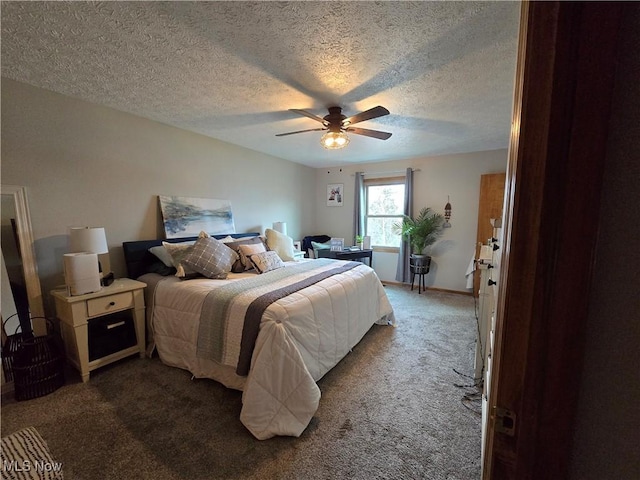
[64,253,101,296]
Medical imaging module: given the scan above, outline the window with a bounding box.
[364,178,405,250]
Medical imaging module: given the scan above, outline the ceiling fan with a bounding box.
[276,106,392,150]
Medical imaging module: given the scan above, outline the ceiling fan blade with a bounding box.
[289,109,328,125]
[342,106,390,126]
[346,126,392,140]
[276,128,326,137]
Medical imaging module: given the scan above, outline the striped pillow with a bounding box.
[0,427,63,479]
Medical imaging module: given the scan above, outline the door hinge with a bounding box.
[494,406,516,436]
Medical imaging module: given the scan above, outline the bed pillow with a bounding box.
[237,242,268,271]
[183,236,238,279]
[224,237,267,272]
[311,240,331,259]
[249,250,285,274]
[148,245,178,267]
[265,228,295,261]
[162,241,197,278]
[219,235,256,243]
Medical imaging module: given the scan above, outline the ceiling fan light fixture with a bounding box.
[320,131,350,150]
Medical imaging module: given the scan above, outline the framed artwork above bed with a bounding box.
[158,195,235,238]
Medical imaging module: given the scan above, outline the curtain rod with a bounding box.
[350,168,420,177]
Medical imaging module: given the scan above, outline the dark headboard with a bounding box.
[122,233,261,279]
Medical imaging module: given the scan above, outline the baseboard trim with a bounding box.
[382,281,473,296]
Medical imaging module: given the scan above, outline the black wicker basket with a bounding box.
[12,317,65,401]
[2,313,26,383]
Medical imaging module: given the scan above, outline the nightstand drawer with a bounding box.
[86,292,133,317]
[88,313,137,361]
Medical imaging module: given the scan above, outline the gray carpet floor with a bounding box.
[1,284,482,480]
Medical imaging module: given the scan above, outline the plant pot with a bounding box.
[410,254,431,269]
[409,254,431,294]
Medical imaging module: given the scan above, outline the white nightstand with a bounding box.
[293,250,306,260]
[51,278,146,382]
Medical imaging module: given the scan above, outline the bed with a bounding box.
[122,233,395,439]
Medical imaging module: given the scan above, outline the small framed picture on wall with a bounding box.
[327,183,344,207]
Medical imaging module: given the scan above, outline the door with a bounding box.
[482,2,622,479]
[474,173,506,298]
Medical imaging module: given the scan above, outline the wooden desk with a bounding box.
[323,248,373,267]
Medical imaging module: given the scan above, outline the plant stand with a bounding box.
[410,255,431,294]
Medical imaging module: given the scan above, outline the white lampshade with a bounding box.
[69,227,108,254]
[272,222,287,236]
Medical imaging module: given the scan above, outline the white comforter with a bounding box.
[148,260,394,439]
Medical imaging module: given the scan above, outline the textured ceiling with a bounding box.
[1,1,521,168]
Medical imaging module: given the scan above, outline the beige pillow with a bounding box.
[218,235,254,243]
[249,250,285,274]
[150,245,181,267]
[237,242,267,270]
[224,237,267,272]
[265,228,295,261]
[162,241,195,277]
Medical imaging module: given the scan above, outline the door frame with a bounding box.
[483,2,622,479]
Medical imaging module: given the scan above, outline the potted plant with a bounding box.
[393,207,445,258]
[355,235,364,249]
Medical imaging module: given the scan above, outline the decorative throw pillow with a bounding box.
[183,236,238,279]
[161,232,209,277]
[265,228,295,261]
[224,236,267,272]
[162,241,197,277]
[249,250,285,274]
[237,242,268,271]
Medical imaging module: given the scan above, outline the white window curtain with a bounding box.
[395,168,413,282]
[353,172,365,241]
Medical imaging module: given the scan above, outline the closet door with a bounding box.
[474,173,505,297]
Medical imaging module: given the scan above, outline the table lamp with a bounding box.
[272,222,287,236]
[69,227,108,256]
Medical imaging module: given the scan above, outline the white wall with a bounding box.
[1,78,507,303]
[314,151,507,291]
[1,79,317,314]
